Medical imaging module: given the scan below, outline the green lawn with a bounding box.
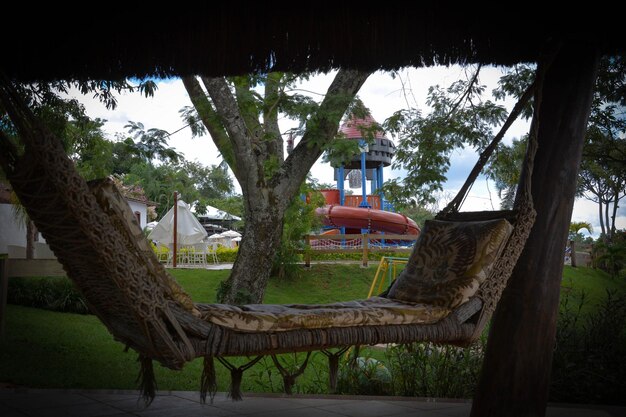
[561,265,624,315]
[1,265,623,394]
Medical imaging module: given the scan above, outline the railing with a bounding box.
[299,233,418,267]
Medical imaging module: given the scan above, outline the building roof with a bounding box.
[3,6,625,82]
[339,114,387,140]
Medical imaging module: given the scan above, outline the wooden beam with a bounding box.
[471,44,600,417]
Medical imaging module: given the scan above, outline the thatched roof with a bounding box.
[3,6,625,82]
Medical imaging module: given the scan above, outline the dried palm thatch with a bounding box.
[3,6,624,83]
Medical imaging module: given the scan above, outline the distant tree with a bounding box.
[1,80,155,258]
[488,58,626,238]
[568,221,594,267]
[182,70,370,303]
[381,66,508,206]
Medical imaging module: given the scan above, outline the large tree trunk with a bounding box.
[470,44,599,417]
[220,191,286,304]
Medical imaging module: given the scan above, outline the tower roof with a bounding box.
[338,114,387,140]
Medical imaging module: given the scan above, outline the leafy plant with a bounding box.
[7,277,89,314]
[550,289,626,404]
[385,341,484,398]
[336,349,393,396]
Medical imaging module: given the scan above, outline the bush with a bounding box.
[550,289,626,404]
[336,351,393,396]
[216,247,238,263]
[385,341,484,398]
[7,277,89,314]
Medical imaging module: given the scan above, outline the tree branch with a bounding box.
[263,72,283,162]
[446,64,482,119]
[274,69,371,200]
[201,76,259,193]
[181,76,237,172]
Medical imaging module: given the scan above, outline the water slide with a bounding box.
[316,205,420,235]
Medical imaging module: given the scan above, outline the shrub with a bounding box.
[7,277,89,314]
[216,247,238,263]
[385,341,484,398]
[336,350,393,396]
[550,289,626,404]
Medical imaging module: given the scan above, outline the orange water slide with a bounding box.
[315,205,420,235]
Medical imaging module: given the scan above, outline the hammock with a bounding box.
[0,70,541,402]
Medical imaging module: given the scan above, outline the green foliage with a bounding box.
[215,246,239,263]
[272,179,325,280]
[385,341,484,398]
[593,236,626,278]
[337,352,393,395]
[568,221,594,242]
[484,137,528,209]
[3,265,626,404]
[395,204,435,229]
[489,58,626,235]
[551,289,626,405]
[308,250,413,262]
[382,67,507,205]
[7,277,89,314]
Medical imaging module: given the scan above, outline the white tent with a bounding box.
[148,200,208,245]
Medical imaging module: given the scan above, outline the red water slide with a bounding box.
[316,205,420,235]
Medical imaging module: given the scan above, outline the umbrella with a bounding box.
[145,221,159,231]
[208,233,224,240]
[221,230,242,238]
[148,199,208,245]
[232,236,242,242]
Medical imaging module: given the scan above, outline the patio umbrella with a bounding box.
[148,199,207,245]
[221,230,242,238]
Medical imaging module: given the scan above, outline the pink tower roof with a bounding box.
[338,114,387,139]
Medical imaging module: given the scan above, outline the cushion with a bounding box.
[197,297,451,332]
[387,218,513,309]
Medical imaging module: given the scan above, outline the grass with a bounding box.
[1,264,623,395]
[561,265,624,315]
[0,265,377,393]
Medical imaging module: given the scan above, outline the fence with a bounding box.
[299,233,418,267]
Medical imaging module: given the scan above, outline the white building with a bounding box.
[0,182,152,257]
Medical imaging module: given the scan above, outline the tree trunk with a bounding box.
[470,44,599,417]
[25,220,36,259]
[570,240,577,267]
[610,189,618,239]
[604,197,611,240]
[598,199,605,236]
[220,195,285,304]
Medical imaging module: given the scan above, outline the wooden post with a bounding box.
[173,191,178,268]
[0,253,8,338]
[570,240,577,267]
[471,44,599,417]
[362,233,369,267]
[305,235,311,268]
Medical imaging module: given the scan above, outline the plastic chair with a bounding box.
[191,242,208,268]
[207,242,219,264]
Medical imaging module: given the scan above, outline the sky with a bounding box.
[72,66,624,239]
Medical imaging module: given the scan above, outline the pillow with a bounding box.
[387,218,513,309]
